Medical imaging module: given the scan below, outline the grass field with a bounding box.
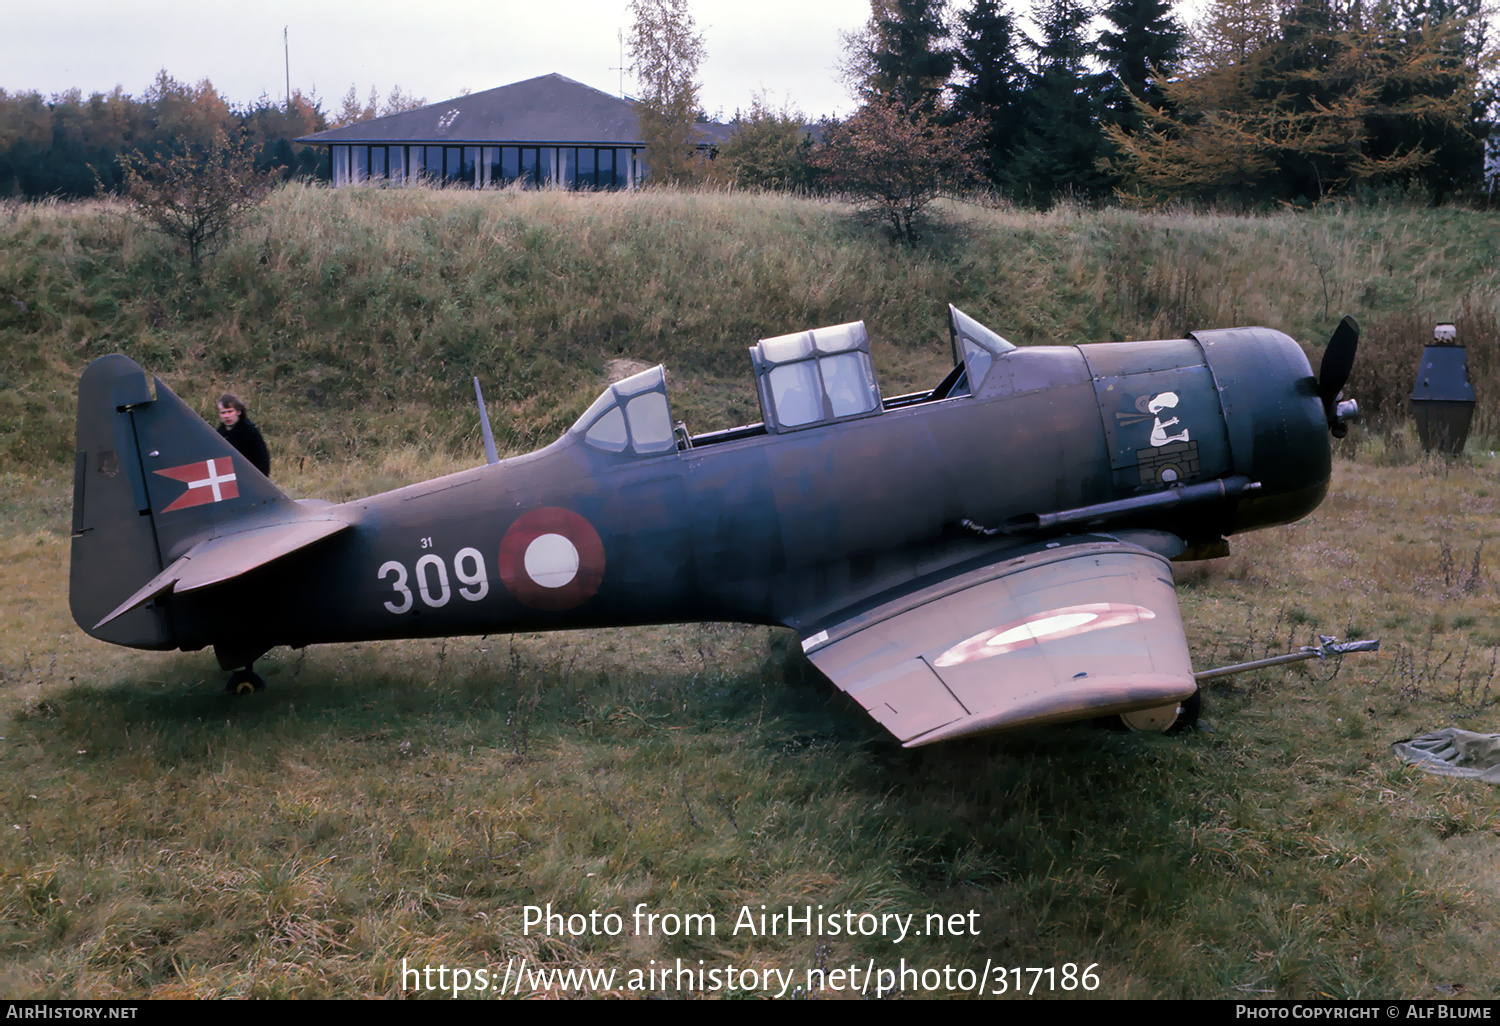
[1,187,1497,998]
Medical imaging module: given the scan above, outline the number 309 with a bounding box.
[378,548,488,613]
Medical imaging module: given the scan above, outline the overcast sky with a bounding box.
[4,1,889,120]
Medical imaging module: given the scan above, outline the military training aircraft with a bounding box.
[69,307,1361,746]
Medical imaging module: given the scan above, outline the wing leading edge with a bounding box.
[801,539,1196,746]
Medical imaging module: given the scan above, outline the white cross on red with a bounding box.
[154,457,240,512]
[187,459,236,501]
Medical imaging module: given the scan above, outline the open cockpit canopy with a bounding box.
[572,365,677,456]
[750,321,883,434]
[948,305,1016,395]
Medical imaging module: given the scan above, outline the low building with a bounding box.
[296,73,731,190]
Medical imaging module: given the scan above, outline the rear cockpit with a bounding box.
[749,321,882,433]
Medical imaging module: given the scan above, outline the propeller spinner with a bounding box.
[1317,315,1360,438]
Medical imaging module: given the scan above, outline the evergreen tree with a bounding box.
[144,71,235,154]
[332,85,379,128]
[1096,0,1185,131]
[1368,0,1493,201]
[1107,0,1490,202]
[852,0,955,112]
[950,0,1030,191]
[0,78,326,199]
[240,90,327,179]
[1012,0,1113,206]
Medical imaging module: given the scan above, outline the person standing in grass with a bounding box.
[216,392,271,478]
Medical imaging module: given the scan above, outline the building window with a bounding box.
[328,142,649,190]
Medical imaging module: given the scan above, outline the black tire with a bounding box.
[226,669,265,695]
[1168,688,1202,733]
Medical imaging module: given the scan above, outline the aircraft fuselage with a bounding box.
[149,328,1328,667]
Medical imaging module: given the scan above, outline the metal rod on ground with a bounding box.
[1194,637,1380,682]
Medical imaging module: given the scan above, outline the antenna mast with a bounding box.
[284,27,291,109]
[610,28,626,98]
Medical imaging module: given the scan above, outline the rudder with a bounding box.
[70,355,295,649]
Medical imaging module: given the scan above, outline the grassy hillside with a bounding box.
[3,185,1497,472]
[1,187,1498,998]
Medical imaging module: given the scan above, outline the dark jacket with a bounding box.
[218,417,271,478]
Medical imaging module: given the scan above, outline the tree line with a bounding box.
[711,0,1493,214]
[6,0,1492,212]
[838,0,1494,208]
[0,71,430,199]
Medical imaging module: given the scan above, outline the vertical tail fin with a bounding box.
[70,355,296,648]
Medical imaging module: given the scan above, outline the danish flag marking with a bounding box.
[155,458,239,512]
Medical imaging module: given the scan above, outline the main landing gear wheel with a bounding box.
[226,669,264,695]
[1117,688,1202,732]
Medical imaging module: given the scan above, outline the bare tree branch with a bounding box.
[118,131,278,272]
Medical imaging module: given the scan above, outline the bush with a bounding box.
[119,131,277,271]
[812,97,982,244]
[721,99,816,192]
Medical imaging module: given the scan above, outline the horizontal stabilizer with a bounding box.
[93,519,349,629]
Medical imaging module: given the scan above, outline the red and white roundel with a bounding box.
[933,603,1155,668]
[498,507,606,611]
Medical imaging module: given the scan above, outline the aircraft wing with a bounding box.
[799,538,1196,746]
[93,519,350,630]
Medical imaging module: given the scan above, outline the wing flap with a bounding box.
[848,659,968,739]
[804,539,1196,746]
[93,519,349,629]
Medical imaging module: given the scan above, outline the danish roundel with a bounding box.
[498,507,606,611]
[933,602,1155,667]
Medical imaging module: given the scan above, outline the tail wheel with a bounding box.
[227,669,264,695]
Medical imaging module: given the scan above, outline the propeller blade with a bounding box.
[1318,315,1360,408]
